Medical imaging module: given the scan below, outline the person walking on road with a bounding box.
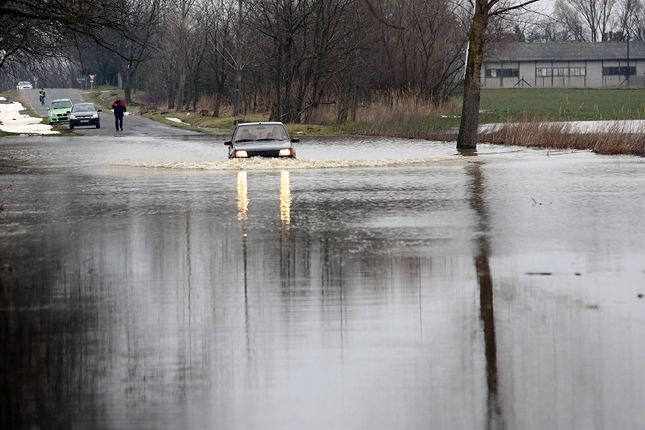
[111,95,127,131]
[39,88,46,105]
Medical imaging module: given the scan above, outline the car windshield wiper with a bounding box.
[255,138,280,141]
[235,139,255,143]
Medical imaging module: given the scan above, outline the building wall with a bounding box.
[482,60,645,88]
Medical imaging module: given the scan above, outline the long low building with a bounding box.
[482,42,645,88]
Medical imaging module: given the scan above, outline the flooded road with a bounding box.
[1,134,645,429]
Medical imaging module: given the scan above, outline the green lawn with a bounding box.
[479,88,645,122]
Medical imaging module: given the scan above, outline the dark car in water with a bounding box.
[225,122,298,159]
[69,103,101,129]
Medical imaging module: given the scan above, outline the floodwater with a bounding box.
[1,135,645,430]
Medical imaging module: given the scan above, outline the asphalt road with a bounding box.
[22,87,200,137]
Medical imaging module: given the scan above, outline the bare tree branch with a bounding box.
[491,0,543,16]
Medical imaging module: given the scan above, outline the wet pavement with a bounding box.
[1,131,645,430]
[22,88,200,136]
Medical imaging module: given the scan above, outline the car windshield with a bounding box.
[73,104,96,112]
[234,124,288,142]
[51,101,72,109]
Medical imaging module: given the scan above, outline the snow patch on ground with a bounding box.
[0,100,58,135]
[166,117,186,124]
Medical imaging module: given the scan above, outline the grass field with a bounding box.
[479,88,645,123]
[78,86,645,139]
[299,88,645,136]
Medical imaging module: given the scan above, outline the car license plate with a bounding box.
[81,120,89,123]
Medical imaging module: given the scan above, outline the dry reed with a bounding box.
[480,122,645,157]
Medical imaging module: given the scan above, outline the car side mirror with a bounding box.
[66,111,70,114]
[98,109,102,112]
[224,141,232,146]
[291,138,300,143]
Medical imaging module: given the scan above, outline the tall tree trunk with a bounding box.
[124,85,132,103]
[123,67,135,103]
[351,85,359,122]
[176,69,186,111]
[233,0,243,116]
[270,41,284,121]
[457,7,488,150]
[212,92,221,117]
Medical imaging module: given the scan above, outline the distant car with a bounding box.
[69,103,101,129]
[225,122,298,159]
[47,98,73,125]
[16,81,33,90]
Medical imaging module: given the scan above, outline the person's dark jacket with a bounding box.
[111,100,127,117]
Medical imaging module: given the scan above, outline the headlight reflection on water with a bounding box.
[236,170,291,226]
[237,171,249,221]
[280,170,291,225]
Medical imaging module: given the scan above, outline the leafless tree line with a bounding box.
[523,0,645,42]
[0,0,153,89]
[126,0,470,123]
[2,0,470,123]
[3,0,644,128]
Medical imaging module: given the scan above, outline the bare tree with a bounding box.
[554,0,616,41]
[615,0,641,38]
[457,0,542,150]
[116,0,163,102]
[247,0,313,122]
[625,0,645,40]
[203,0,235,116]
[370,0,466,103]
[152,0,201,109]
[0,0,140,72]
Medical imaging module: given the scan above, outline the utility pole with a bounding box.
[627,32,630,87]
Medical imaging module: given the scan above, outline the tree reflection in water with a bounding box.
[466,160,506,430]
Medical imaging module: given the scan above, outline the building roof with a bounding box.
[484,42,645,62]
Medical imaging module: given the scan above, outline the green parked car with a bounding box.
[47,98,73,125]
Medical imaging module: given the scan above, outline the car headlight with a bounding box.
[92,113,99,118]
[234,150,248,158]
[279,148,293,157]
[69,114,77,119]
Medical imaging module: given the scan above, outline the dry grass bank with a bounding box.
[480,122,645,157]
[338,94,460,139]
[83,87,645,157]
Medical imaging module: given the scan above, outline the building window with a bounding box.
[603,66,636,76]
[571,67,586,76]
[537,67,551,77]
[485,68,518,78]
[537,67,586,77]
